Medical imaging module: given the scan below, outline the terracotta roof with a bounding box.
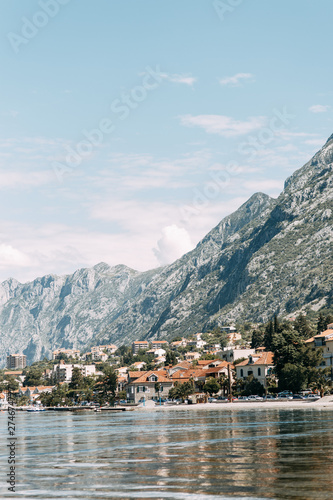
[133,341,149,344]
[237,352,274,367]
[171,368,206,380]
[205,362,233,374]
[173,361,192,369]
[314,329,333,338]
[129,370,172,384]
[128,371,147,379]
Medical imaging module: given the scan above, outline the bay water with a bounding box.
[1,407,333,499]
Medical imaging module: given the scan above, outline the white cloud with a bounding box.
[160,73,197,86]
[153,225,194,265]
[219,73,255,87]
[0,244,32,268]
[180,114,266,137]
[309,105,330,113]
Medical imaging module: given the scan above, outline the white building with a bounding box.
[53,362,98,383]
[220,347,255,363]
[187,340,207,349]
[235,352,275,387]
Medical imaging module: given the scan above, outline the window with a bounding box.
[240,369,243,377]
[150,375,158,382]
[258,368,261,376]
[248,371,253,377]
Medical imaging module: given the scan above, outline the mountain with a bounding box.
[0,136,332,366]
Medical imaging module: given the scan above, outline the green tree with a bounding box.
[264,320,274,350]
[278,363,307,393]
[242,375,265,396]
[169,380,194,402]
[199,353,216,361]
[1,376,19,392]
[317,312,326,334]
[69,367,84,390]
[251,329,264,349]
[23,365,44,387]
[293,314,314,339]
[96,366,117,403]
[309,368,331,397]
[203,377,221,396]
[165,351,177,366]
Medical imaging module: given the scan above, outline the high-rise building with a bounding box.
[6,354,27,370]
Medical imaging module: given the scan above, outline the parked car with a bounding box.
[208,397,218,403]
[292,394,304,400]
[277,393,293,400]
[305,394,320,400]
[248,395,263,401]
[237,396,249,401]
[265,394,277,400]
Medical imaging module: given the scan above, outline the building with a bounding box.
[184,351,201,361]
[220,347,255,363]
[91,344,118,355]
[305,328,333,377]
[53,362,98,383]
[126,370,174,404]
[235,352,275,388]
[187,339,207,349]
[132,341,149,354]
[52,348,81,360]
[220,326,237,333]
[6,354,27,370]
[150,340,169,350]
[170,339,187,349]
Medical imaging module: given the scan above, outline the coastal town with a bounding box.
[1,314,333,410]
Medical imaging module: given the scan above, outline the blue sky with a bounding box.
[0,0,332,282]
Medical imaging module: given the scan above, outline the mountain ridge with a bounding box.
[0,136,332,366]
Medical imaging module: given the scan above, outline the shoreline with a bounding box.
[139,396,333,411]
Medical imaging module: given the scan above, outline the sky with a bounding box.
[0,0,332,283]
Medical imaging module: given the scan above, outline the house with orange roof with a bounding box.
[204,361,234,381]
[235,352,275,388]
[167,361,192,376]
[170,339,187,348]
[151,340,169,349]
[305,328,333,374]
[126,370,173,403]
[170,368,206,383]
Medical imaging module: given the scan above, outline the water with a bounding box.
[1,407,333,499]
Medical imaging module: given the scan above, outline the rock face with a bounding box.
[0,136,332,365]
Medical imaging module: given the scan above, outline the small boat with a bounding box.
[27,407,46,412]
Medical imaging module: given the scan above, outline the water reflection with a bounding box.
[0,408,333,499]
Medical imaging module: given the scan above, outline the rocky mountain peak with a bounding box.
[0,136,332,366]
